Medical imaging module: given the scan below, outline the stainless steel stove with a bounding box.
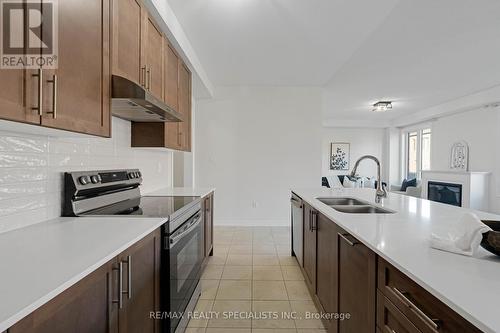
[63,169,203,333]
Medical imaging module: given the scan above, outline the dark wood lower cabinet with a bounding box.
[118,229,161,333]
[9,229,161,333]
[302,203,317,293]
[338,232,376,333]
[315,212,340,333]
[203,192,214,257]
[9,258,119,333]
[291,194,484,333]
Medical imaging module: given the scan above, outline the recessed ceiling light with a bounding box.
[372,101,392,112]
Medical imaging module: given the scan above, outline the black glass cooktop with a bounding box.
[80,196,199,218]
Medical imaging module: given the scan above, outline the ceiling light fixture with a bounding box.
[372,101,392,112]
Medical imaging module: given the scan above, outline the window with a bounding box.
[404,128,431,180]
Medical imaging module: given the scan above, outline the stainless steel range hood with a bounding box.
[111,75,184,122]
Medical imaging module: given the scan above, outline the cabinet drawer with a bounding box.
[378,258,481,333]
[377,290,421,333]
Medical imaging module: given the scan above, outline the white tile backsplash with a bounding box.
[0,117,173,233]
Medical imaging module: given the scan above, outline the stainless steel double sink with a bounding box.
[316,197,395,214]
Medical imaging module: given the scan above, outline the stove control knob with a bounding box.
[128,172,136,179]
[79,176,91,185]
[137,171,142,178]
[91,175,100,184]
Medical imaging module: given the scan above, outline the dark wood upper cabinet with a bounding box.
[111,0,144,85]
[0,0,110,137]
[338,232,376,333]
[118,229,161,333]
[316,212,339,333]
[177,62,192,151]
[302,203,317,293]
[164,43,179,110]
[9,258,119,333]
[144,14,163,100]
[41,0,110,137]
[0,69,39,124]
[163,42,181,150]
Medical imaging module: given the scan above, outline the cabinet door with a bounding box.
[9,259,119,333]
[0,69,39,124]
[112,0,144,86]
[316,213,339,333]
[338,232,376,333]
[144,15,163,99]
[41,0,110,137]
[164,42,181,149]
[119,229,161,333]
[302,204,317,293]
[204,193,214,257]
[177,62,191,151]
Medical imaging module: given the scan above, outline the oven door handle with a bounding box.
[170,213,202,248]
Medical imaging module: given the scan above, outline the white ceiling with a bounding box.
[168,0,500,123]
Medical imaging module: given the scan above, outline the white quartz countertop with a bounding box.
[0,215,166,331]
[0,186,215,331]
[292,187,500,333]
[146,187,215,198]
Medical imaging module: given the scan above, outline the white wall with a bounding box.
[195,87,322,226]
[0,117,173,233]
[431,107,500,213]
[322,127,385,179]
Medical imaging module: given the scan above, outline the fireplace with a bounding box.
[427,181,462,207]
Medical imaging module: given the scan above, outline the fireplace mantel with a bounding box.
[421,170,490,211]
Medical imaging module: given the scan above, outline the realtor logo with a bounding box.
[1,0,58,68]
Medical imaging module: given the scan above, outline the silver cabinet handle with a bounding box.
[46,74,57,119]
[149,67,152,91]
[31,68,43,116]
[392,287,440,330]
[146,67,151,90]
[338,233,358,246]
[141,66,147,87]
[311,211,318,231]
[112,262,124,308]
[123,255,132,299]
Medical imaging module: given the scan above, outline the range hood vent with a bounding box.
[111,75,184,122]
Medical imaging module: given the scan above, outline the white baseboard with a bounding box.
[215,219,289,227]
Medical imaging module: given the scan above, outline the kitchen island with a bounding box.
[292,187,500,333]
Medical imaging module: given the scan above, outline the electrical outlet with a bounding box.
[252,201,258,208]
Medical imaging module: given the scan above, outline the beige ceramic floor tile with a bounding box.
[284,281,311,301]
[296,330,327,333]
[253,255,280,266]
[290,301,325,329]
[278,256,299,266]
[216,280,252,300]
[222,265,253,280]
[281,266,304,281]
[200,279,220,300]
[212,245,230,255]
[201,265,224,280]
[185,328,206,333]
[208,300,252,328]
[227,254,253,266]
[206,253,228,265]
[207,329,250,333]
[188,300,214,328]
[253,245,278,255]
[275,244,292,255]
[252,328,297,333]
[252,266,283,281]
[229,244,254,255]
[252,301,295,329]
[252,281,288,300]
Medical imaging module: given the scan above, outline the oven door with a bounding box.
[168,210,203,332]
